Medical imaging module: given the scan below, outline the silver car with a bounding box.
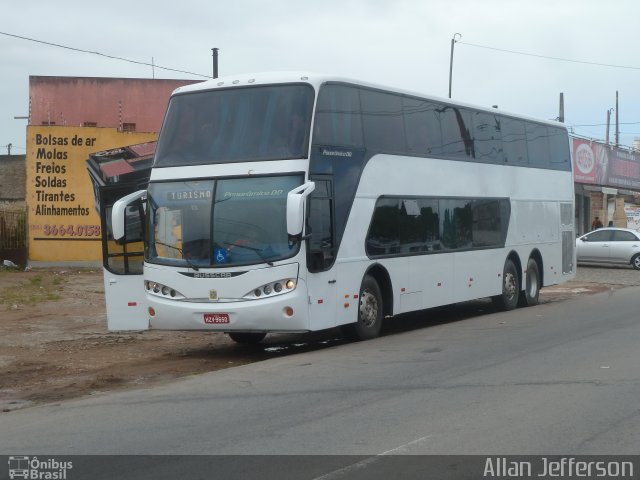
[576,227,640,269]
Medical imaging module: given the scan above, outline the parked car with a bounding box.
[576,227,640,269]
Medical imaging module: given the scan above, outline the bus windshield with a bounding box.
[154,84,314,167]
[146,175,303,268]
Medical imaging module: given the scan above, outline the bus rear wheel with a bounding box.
[228,332,267,344]
[518,258,540,307]
[342,275,383,341]
[492,259,519,311]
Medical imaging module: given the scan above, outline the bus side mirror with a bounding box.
[112,189,147,242]
[287,182,315,237]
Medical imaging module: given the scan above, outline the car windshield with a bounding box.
[146,175,303,268]
[154,84,314,167]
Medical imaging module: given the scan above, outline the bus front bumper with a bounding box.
[147,279,310,332]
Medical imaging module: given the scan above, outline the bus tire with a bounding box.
[228,332,267,344]
[492,259,519,311]
[518,258,541,307]
[342,275,383,341]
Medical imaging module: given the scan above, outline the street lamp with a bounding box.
[448,33,461,99]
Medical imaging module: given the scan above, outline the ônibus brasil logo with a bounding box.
[8,456,73,479]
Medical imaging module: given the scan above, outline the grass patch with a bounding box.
[0,273,67,307]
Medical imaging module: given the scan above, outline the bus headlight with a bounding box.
[245,278,297,299]
[145,280,185,299]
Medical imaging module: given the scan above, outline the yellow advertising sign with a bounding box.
[26,126,157,262]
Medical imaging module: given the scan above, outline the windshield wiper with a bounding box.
[154,241,201,271]
[224,242,274,267]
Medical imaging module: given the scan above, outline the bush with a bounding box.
[0,208,27,249]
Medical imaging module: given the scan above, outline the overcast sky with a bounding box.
[3,0,640,155]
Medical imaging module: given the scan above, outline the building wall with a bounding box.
[26,126,157,262]
[29,76,201,131]
[0,155,26,205]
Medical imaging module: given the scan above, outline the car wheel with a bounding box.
[228,332,267,344]
[492,259,520,311]
[342,275,383,341]
[632,254,640,270]
[518,258,540,307]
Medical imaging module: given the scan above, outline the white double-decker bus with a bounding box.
[102,72,575,344]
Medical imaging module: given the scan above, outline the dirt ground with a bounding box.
[0,267,614,412]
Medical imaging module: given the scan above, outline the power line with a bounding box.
[0,31,212,79]
[457,41,640,142]
[572,121,640,127]
[458,41,640,71]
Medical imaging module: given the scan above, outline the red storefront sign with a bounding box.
[572,137,640,189]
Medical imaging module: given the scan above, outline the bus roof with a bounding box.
[172,71,567,130]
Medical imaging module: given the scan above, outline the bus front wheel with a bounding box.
[492,259,519,311]
[228,332,267,344]
[342,275,383,341]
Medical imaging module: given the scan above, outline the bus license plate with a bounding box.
[204,313,229,324]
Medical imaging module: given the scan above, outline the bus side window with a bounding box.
[313,84,363,149]
[501,117,528,165]
[439,107,473,159]
[403,97,442,156]
[548,127,571,170]
[360,90,405,153]
[526,123,550,168]
[471,111,503,163]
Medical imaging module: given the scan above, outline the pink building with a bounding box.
[29,76,202,131]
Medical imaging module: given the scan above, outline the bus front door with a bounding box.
[99,185,148,331]
[306,179,338,330]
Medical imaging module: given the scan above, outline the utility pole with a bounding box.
[448,33,461,99]
[7,143,11,155]
[615,91,619,147]
[606,109,612,144]
[212,48,219,79]
[558,93,564,123]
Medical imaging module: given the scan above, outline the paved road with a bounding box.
[2,283,639,458]
[575,264,640,286]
